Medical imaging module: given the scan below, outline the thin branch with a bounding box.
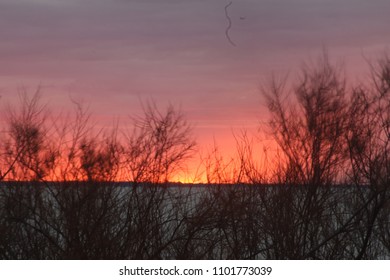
[224,1,236,47]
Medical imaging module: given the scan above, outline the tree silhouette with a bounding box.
[263,52,348,186]
[124,102,196,184]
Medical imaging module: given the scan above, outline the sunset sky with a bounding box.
[1,0,390,180]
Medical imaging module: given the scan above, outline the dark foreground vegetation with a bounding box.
[0,52,390,259]
[1,182,389,259]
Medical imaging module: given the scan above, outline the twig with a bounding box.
[224,1,236,47]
